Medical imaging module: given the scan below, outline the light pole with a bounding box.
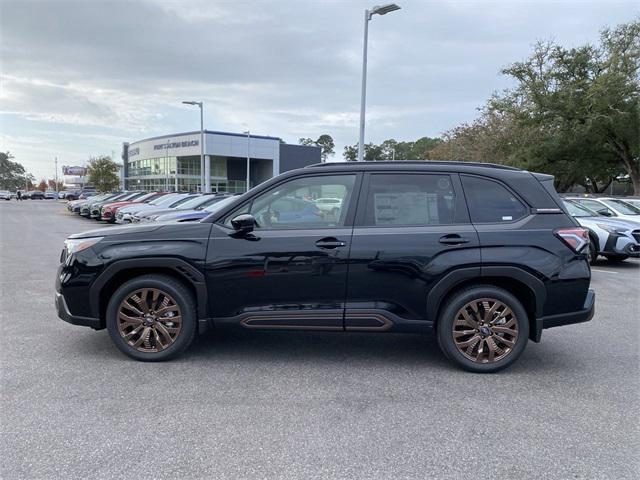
[357,3,401,162]
[165,139,170,191]
[182,100,208,192]
[243,130,250,193]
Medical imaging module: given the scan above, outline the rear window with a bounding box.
[461,175,528,223]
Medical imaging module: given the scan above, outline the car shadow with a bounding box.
[67,325,572,375]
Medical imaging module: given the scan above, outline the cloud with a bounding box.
[0,0,637,177]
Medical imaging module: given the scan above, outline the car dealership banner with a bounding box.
[63,166,87,176]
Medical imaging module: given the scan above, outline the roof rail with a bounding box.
[305,160,521,171]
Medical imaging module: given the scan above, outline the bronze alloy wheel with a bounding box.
[117,288,182,353]
[452,298,519,364]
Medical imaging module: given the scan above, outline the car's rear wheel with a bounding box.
[437,286,529,373]
[106,274,197,361]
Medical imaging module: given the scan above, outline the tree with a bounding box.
[48,179,65,191]
[87,156,120,192]
[299,134,335,162]
[343,137,442,161]
[37,179,47,192]
[0,152,32,191]
[432,20,640,193]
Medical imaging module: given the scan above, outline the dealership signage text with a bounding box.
[153,140,199,151]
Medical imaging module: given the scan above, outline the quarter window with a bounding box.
[362,174,457,226]
[461,175,528,223]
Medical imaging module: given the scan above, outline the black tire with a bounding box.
[588,241,598,265]
[437,285,529,373]
[106,274,197,361]
[603,254,628,263]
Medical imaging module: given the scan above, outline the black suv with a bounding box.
[55,162,594,372]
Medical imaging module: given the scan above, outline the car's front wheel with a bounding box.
[106,274,197,361]
[437,286,529,373]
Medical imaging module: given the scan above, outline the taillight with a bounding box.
[555,227,589,252]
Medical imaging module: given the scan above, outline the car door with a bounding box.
[205,173,360,330]
[345,172,480,330]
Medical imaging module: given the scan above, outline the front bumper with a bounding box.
[602,233,640,257]
[55,291,101,329]
[115,213,132,224]
[532,289,595,342]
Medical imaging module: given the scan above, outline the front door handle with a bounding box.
[315,237,347,249]
[439,234,469,245]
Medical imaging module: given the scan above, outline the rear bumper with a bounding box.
[532,289,595,342]
[55,291,102,330]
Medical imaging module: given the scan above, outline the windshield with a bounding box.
[602,199,640,215]
[117,192,145,201]
[151,193,183,206]
[563,200,597,217]
[171,195,204,209]
[203,196,236,213]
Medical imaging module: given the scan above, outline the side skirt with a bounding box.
[208,309,434,334]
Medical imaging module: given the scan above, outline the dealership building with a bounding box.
[122,130,321,193]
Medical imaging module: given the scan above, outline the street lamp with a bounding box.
[243,130,250,193]
[357,3,401,162]
[182,100,209,193]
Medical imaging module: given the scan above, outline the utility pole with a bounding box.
[54,157,59,192]
[357,3,401,162]
[245,130,251,193]
[165,139,170,191]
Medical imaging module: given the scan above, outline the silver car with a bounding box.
[563,199,640,263]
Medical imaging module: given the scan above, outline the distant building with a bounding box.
[122,130,321,193]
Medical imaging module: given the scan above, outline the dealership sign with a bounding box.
[62,166,87,176]
[153,140,199,151]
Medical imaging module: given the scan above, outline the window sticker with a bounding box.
[374,192,438,225]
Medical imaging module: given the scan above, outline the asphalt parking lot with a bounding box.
[1,200,638,480]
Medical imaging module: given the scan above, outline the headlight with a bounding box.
[596,224,627,234]
[64,237,103,255]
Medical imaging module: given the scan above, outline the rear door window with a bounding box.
[461,175,528,223]
[360,174,458,226]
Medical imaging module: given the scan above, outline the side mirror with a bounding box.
[231,214,256,234]
[598,209,612,217]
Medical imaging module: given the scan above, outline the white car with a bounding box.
[622,198,640,209]
[568,197,640,222]
[563,199,640,263]
[314,197,343,215]
[0,190,11,200]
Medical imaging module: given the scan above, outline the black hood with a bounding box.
[69,224,163,239]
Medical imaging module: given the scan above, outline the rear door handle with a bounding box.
[439,234,469,245]
[315,237,347,249]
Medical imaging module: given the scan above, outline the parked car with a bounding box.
[115,193,191,224]
[314,197,343,217]
[568,196,640,222]
[101,192,164,223]
[621,198,640,209]
[153,195,235,222]
[133,193,230,223]
[44,190,57,199]
[83,192,129,218]
[56,161,595,372]
[563,199,640,263]
[0,190,11,200]
[29,190,45,200]
[69,193,112,214]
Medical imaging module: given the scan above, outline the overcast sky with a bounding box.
[1,0,637,179]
